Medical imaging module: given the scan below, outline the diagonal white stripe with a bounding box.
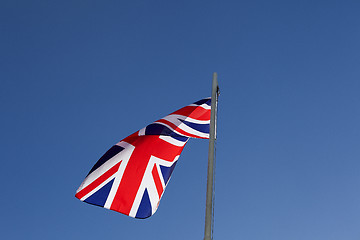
[103,142,135,209]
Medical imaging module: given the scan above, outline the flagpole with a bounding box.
[204,72,219,240]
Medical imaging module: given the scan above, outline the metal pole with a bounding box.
[204,72,219,240]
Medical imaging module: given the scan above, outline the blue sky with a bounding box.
[1,0,360,239]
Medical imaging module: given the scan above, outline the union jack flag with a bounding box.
[75,98,211,218]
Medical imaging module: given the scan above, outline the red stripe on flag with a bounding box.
[152,165,163,198]
[171,106,211,121]
[75,161,122,200]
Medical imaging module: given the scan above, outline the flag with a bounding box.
[75,98,211,218]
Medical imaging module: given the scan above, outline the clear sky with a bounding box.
[1,0,360,239]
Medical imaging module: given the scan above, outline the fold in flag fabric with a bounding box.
[75,98,211,218]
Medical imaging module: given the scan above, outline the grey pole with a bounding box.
[204,72,219,240]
